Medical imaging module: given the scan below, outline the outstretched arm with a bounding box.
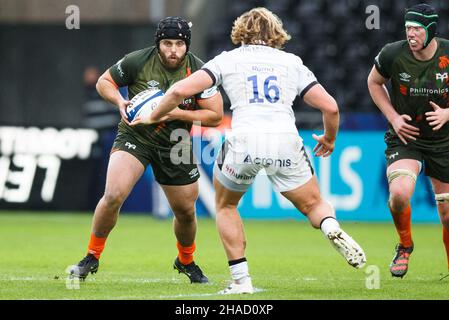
[162,91,223,127]
[131,70,215,125]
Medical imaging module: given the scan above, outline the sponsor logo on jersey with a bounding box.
[409,87,449,96]
[439,55,449,69]
[399,72,411,82]
[188,168,199,179]
[243,154,292,167]
[400,85,408,96]
[436,72,448,83]
[181,97,195,110]
[251,65,274,73]
[224,165,252,181]
[125,142,136,150]
[147,80,160,88]
[200,86,218,99]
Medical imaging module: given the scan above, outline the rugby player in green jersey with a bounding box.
[368,3,449,278]
[69,17,223,283]
[135,7,367,294]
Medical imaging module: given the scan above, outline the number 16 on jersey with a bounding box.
[247,75,280,104]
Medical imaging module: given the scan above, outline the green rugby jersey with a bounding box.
[374,38,449,149]
[109,46,204,152]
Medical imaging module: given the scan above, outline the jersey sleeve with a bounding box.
[109,55,136,87]
[195,86,219,100]
[108,48,152,87]
[374,44,396,79]
[201,53,225,87]
[297,60,318,99]
[188,53,220,100]
[186,53,219,100]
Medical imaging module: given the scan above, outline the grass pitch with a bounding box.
[0,212,447,300]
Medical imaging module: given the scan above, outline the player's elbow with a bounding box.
[367,75,376,91]
[367,74,372,87]
[208,112,223,127]
[367,68,384,90]
[323,97,339,116]
[96,76,110,97]
[211,102,224,127]
[201,105,223,127]
[367,77,383,98]
[95,78,103,95]
[170,84,190,100]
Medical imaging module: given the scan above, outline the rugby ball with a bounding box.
[126,89,165,122]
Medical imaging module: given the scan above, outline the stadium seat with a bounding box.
[204,0,449,128]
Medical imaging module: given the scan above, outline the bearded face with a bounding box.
[158,39,187,69]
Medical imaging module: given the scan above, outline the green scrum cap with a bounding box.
[404,3,438,48]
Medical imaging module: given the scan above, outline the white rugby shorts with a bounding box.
[213,132,314,192]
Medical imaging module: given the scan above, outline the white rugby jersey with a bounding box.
[202,45,318,134]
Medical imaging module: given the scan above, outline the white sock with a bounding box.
[229,261,249,283]
[320,217,340,236]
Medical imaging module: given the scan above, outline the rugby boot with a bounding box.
[390,243,413,278]
[218,277,254,295]
[327,229,366,268]
[69,254,99,280]
[173,257,209,283]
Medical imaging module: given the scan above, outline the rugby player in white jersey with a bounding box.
[132,7,366,294]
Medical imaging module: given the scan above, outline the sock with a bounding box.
[443,227,449,269]
[320,216,340,236]
[87,233,107,259]
[228,258,249,283]
[176,241,195,265]
[390,204,413,248]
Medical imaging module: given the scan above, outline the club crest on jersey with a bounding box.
[388,152,399,160]
[436,72,448,83]
[147,80,160,88]
[399,72,411,82]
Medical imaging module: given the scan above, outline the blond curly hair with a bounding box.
[231,7,291,49]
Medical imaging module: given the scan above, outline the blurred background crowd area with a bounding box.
[1,0,449,130]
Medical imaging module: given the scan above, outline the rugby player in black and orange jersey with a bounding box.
[368,3,449,278]
[69,17,223,283]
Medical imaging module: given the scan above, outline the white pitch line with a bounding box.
[117,278,182,284]
[0,276,50,281]
[0,276,183,284]
[303,277,318,281]
[159,287,265,299]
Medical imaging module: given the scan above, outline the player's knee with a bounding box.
[298,196,321,216]
[389,193,410,213]
[103,190,127,209]
[441,213,449,227]
[389,185,412,210]
[172,205,196,222]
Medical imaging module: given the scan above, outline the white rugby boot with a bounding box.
[327,229,366,268]
[218,276,254,295]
